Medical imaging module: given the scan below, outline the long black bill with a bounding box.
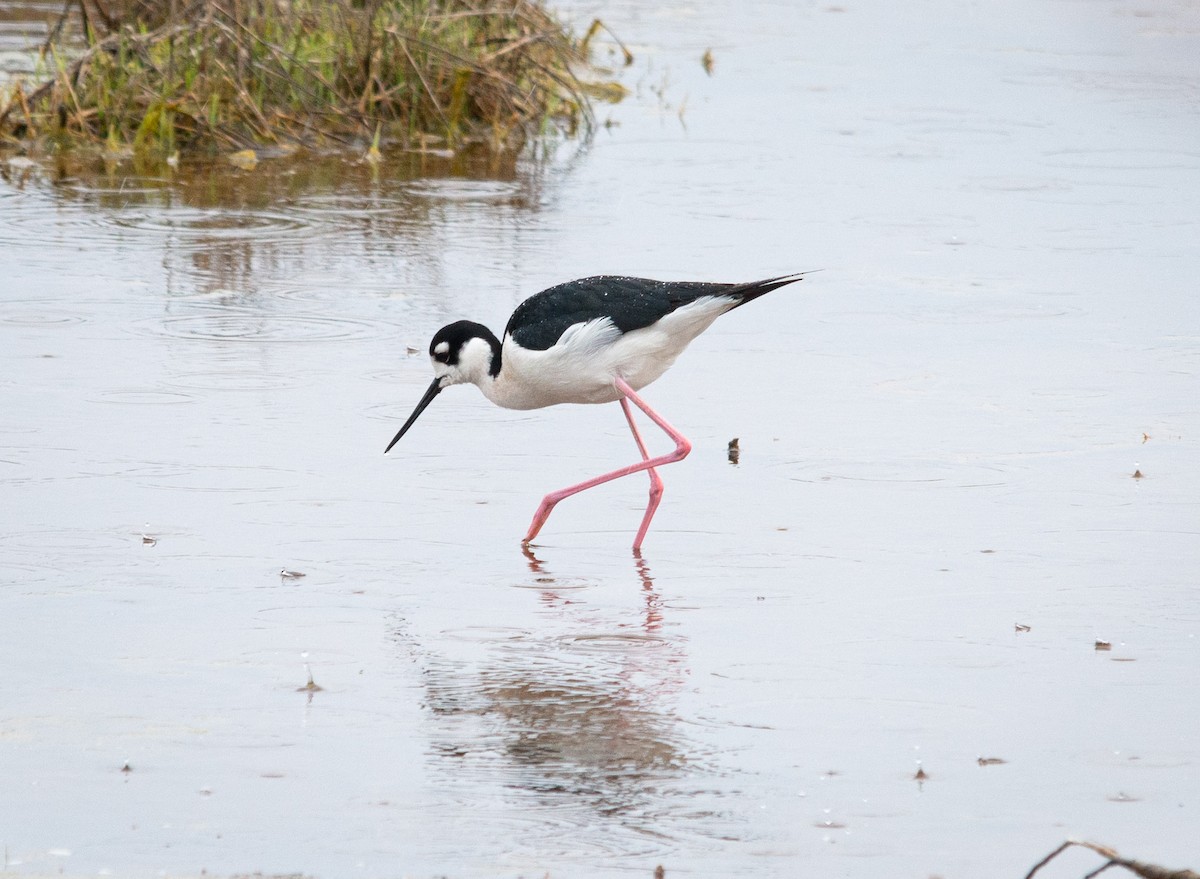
[384,378,443,453]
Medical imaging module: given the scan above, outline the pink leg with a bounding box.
[620,397,665,549]
[523,376,692,549]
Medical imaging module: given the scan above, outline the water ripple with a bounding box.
[167,370,300,392]
[402,178,526,204]
[0,183,333,257]
[109,207,312,242]
[146,311,382,343]
[93,390,195,405]
[0,310,88,327]
[136,464,300,493]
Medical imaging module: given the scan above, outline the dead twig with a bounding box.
[393,33,451,131]
[579,17,632,65]
[1026,840,1199,879]
[41,0,76,56]
[84,0,120,33]
[0,21,191,131]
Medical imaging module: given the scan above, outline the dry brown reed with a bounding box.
[0,0,625,154]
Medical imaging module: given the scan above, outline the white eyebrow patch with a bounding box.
[433,341,450,356]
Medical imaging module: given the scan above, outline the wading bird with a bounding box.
[386,272,807,549]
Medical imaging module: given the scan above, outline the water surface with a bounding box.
[2,0,1198,876]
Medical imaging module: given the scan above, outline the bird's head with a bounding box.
[385,320,500,453]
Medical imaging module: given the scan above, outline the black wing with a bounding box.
[505,273,805,351]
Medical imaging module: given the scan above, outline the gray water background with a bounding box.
[1,0,1198,876]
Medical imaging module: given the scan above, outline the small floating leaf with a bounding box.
[228,149,258,170]
[578,80,629,104]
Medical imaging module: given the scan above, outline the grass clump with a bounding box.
[0,0,626,155]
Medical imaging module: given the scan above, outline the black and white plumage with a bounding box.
[385,272,808,547]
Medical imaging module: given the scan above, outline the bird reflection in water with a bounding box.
[522,544,665,636]
[417,548,692,829]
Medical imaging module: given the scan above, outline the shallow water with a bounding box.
[2,0,1199,877]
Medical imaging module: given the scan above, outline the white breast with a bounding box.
[480,296,736,410]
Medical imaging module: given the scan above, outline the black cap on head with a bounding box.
[430,321,494,366]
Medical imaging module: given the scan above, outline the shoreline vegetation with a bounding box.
[0,0,629,159]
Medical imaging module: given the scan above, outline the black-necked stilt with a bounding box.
[386,272,808,548]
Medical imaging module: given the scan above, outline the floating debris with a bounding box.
[1107,792,1141,803]
[1095,640,1112,651]
[977,756,1007,766]
[141,534,157,547]
[727,437,740,465]
[1141,432,1151,443]
[298,652,324,693]
[1015,623,1031,633]
[702,48,715,75]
